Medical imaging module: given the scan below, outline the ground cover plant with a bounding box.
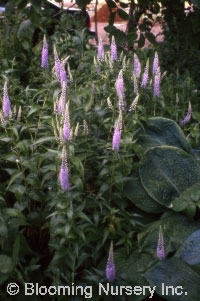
[1,1,200,301]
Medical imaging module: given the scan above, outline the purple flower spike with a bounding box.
[106,242,116,282]
[156,226,165,260]
[57,81,67,115]
[3,79,11,118]
[154,67,161,97]
[54,46,61,81]
[41,35,48,68]
[97,37,104,61]
[180,102,192,126]
[111,36,117,61]
[141,59,149,88]
[59,147,70,191]
[60,61,68,87]
[63,103,70,141]
[134,53,141,78]
[153,51,159,75]
[116,69,125,100]
[112,111,122,151]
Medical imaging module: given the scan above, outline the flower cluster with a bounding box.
[116,69,125,101]
[111,36,117,61]
[106,242,116,282]
[141,59,149,88]
[3,79,11,118]
[180,102,192,126]
[154,67,161,97]
[59,147,70,191]
[156,226,165,260]
[112,110,122,151]
[134,53,141,78]
[41,35,48,68]
[97,37,104,61]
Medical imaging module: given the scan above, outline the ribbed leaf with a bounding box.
[139,146,200,207]
[145,258,200,301]
[179,229,200,265]
[136,117,191,154]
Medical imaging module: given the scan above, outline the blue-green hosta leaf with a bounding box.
[179,229,200,265]
[136,117,191,154]
[139,146,200,207]
[145,258,200,301]
[124,173,165,213]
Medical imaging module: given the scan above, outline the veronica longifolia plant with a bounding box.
[59,147,70,191]
[106,242,116,282]
[153,51,159,75]
[156,226,165,260]
[97,37,104,61]
[154,67,161,97]
[63,103,70,142]
[134,53,141,78]
[57,81,67,115]
[54,46,61,81]
[112,110,122,151]
[3,79,11,118]
[111,36,117,61]
[141,59,149,88]
[116,69,125,101]
[180,102,192,126]
[41,35,48,68]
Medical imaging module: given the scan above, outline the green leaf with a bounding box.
[117,8,129,20]
[123,173,165,213]
[135,117,192,154]
[179,229,200,265]
[17,19,34,38]
[6,171,24,190]
[12,235,20,268]
[33,136,55,145]
[0,255,13,274]
[139,146,200,207]
[145,258,200,301]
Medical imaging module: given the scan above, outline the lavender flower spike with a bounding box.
[134,53,141,78]
[57,81,67,115]
[54,46,61,81]
[153,51,159,75]
[3,79,11,118]
[141,58,149,88]
[63,103,70,141]
[59,147,70,191]
[154,67,161,97]
[111,36,117,61]
[116,69,125,100]
[97,37,104,61]
[180,101,192,126]
[106,241,116,282]
[112,110,122,151]
[156,226,165,260]
[60,60,68,87]
[41,35,48,68]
